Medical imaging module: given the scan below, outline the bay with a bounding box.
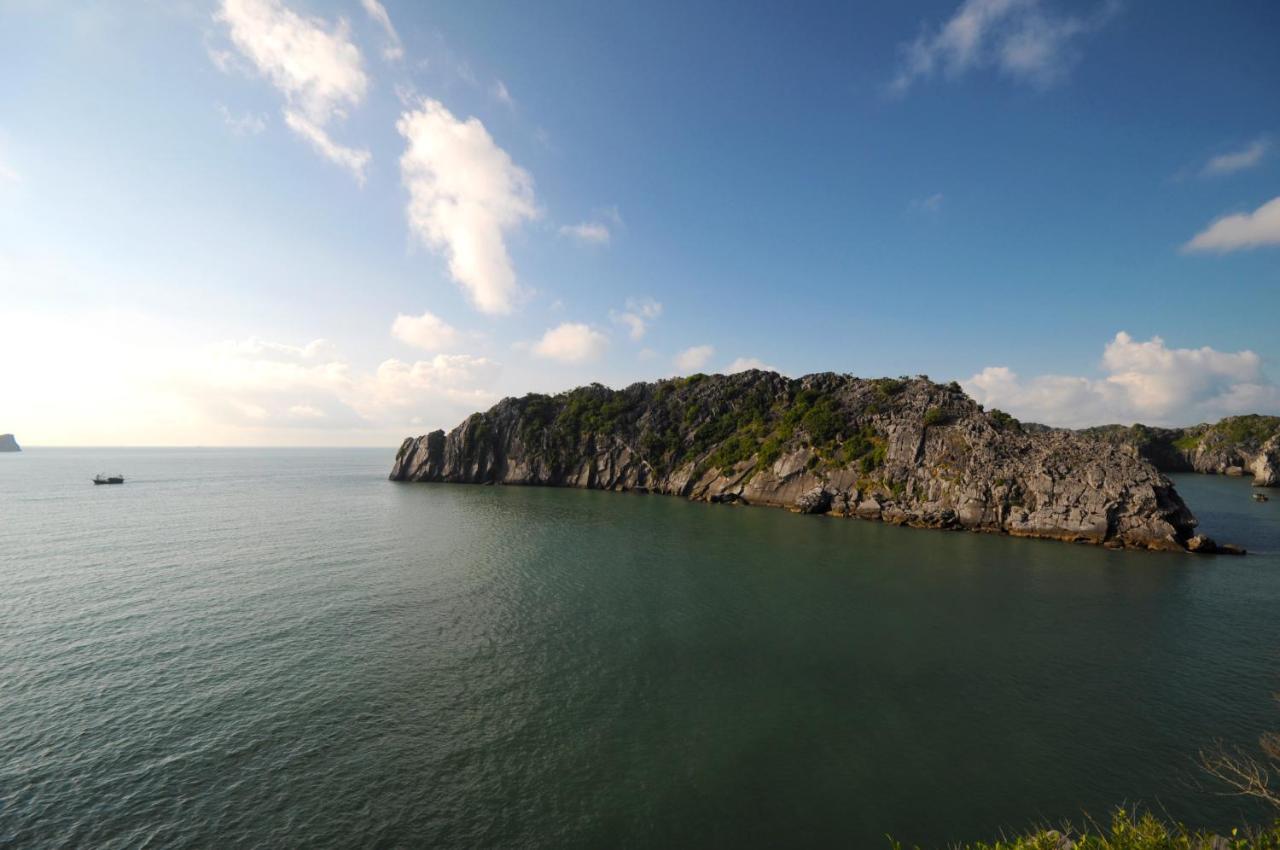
[2,448,1278,848]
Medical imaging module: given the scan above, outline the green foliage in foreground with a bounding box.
[890,809,1280,850]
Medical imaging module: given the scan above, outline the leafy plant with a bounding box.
[889,808,1280,849]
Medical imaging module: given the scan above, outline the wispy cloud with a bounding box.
[360,0,403,62]
[965,331,1280,426]
[216,103,267,135]
[491,79,515,108]
[609,297,663,341]
[397,98,539,315]
[889,0,1117,96]
[674,345,714,372]
[559,221,611,244]
[1183,196,1280,253]
[911,192,945,213]
[215,0,371,182]
[283,111,371,178]
[391,310,461,352]
[1202,139,1269,177]
[560,208,622,244]
[533,323,609,363]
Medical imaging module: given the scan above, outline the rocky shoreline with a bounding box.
[391,371,1251,555]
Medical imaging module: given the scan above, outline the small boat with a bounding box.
[1254,492,1270,502]
[93,474,125,485]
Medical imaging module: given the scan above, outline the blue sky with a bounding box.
[1,0,1277,445]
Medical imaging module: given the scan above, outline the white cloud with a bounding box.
[391,310,460,351]
[532,323,608,363]
[1203,139,1268,177]
[216,337,338,360]
[0,281,500,445]
[726,357,777,374]
[674,344,714,372]
[283,111,371,182]
[491,79,514,108]
[397,98,539,315]
[360,0,403,62]
[216,0,371,181]
[889,0,1114,95]
[217,103,267,135]
[195,337,501,431]
[207,44,239,75]
[612,314,643,340]
[1183,196,1280,253]
[609,296,663,341]
[964,331,1280,427]
[213,336,495,431]
[558,221,611,244]
[368,354,501,411]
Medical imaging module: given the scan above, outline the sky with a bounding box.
[1,0,1278,446]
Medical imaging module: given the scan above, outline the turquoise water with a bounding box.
[2,449,1278,848]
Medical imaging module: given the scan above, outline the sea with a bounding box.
[2,448,1278,848]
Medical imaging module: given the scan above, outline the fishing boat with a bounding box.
[1254,492,1270,503]
[93,474,125,485]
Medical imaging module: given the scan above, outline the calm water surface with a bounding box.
[2,448,1279,848]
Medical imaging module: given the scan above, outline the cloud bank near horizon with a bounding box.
[965,332,1280,428]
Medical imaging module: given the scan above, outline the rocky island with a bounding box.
[0,433,20,452]
[391,371,1245,554]
[1080,416,1279,488]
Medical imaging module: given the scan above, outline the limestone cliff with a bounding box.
[391,372,1224,553]
[1080,416,1280,487]
[0,434,19,452]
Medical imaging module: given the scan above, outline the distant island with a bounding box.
[391,371,1264,555]
[1080,416,1279,488]
[0,433,19,452]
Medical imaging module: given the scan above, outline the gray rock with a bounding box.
[795,487,832,515]
[0,433,19,452]
[1251,436,1279,487]
[1083,416,1280,488]
[390,372,1206,553]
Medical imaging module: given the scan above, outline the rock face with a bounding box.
[392,372,1211,553]
[1081,416,1280,487]
[0,434,19,452]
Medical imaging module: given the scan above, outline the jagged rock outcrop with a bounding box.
[1081,416,1280,487]
[0,434,19,452]
[391,372,1224,553]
